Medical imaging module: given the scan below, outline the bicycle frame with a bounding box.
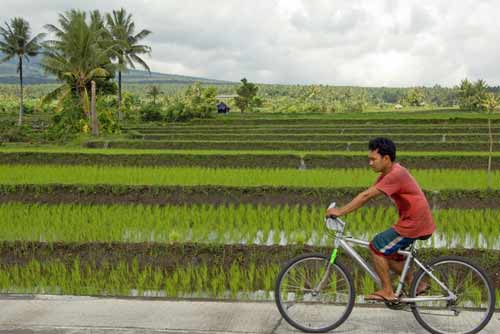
[325,217,457,304]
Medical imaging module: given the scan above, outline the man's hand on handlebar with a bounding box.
[326,207,343,218]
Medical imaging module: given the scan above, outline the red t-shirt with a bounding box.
[375,163,436,238]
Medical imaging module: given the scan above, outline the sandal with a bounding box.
[365,292,398,302]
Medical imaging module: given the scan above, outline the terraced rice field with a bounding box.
[1,112,499,305]
[1,165,500,189]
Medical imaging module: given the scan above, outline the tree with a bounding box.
[0,17,45,126]
[482,92,498,190]
[481,92,498,113]
[457,79,498,188]
[404,88,425,106]
[147,85,162,105]
[234,78,258,113]
[42,10,116,121]
[457,79,475,110]
[458,78,490,111]
[184,82,216,116]
[482,93,498,190]
[90,80,99,136]
[106,8,151,120]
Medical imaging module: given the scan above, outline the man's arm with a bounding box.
[326,186,382,217]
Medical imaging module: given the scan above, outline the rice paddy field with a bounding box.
[1,111,500,306]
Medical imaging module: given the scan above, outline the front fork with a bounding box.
[314,247,338,292]
[330,248,338,264]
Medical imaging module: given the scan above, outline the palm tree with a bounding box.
[458,79,476,111]
[0,17,45,126]
[42,10,116,118]
[106,8,151,120]
[147,85,162,105]
[481,92,498,190]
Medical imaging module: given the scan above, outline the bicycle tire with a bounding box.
[274,253,355,333]
[410,255,495,334]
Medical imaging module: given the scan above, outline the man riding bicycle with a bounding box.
[326,137,435,302]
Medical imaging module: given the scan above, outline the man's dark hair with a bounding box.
[369,137,396,162]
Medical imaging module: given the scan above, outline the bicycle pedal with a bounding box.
[366,300,382,305]
[365,298,386,304]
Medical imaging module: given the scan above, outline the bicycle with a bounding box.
[274,203,496,334]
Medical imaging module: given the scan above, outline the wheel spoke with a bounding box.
[275,255,354,332]
[280,283,314,292]
[411,258,494,334]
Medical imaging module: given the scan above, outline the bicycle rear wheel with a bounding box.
[274,253,355,333]
[410,256,495,334]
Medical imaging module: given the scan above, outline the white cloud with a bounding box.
[0,0,499,86]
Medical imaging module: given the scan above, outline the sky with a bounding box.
[1,0,499,87]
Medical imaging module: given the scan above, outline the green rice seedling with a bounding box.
[215,266,229,298]
[294,231,307,245]
[246,263,256,292]
[164,271,179,298]
[229,262,241,298]
[180,267,193,296]
[260,217,272,245]
[70,260,81,290]
[0,268,10,292]
[263,265,280,293]
[360,272,376,297]
[329,273,337,294]
[136,266,151,296]
[208,272,219,298]
[151,270,163,292]
[108,261,130,295]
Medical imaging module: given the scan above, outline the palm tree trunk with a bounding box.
[18,56,23,127]
[78,84,90,122]
[487,116,493,190]
[118,70,123,121]
[91,80,99,136]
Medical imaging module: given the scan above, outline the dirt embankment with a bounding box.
[1,185,499,209]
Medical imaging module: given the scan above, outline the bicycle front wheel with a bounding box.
[410,256,495,334]
[274,253,355,333]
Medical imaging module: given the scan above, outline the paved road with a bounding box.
[0,294,498,333]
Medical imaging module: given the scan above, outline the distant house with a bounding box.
[215,94,237,114]
[217,101,230,114]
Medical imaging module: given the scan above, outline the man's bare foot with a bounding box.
[365,289,397,301]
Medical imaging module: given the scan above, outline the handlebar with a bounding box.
[325,201,338,220]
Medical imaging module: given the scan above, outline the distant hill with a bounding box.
[0,54,233,85]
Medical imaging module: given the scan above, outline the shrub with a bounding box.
[140,103,163,122]
[0,125,31,142]
[96,97,120,134]
[44,96,84,142]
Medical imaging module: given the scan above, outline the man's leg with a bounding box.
[367,228,402,300]
[388,259,428,294]
[388,259,411,284]
[367,228,427,300]
[369,252,397,300]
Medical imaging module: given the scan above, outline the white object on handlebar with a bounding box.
[325,216,345,232]
[325,201,345,231]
